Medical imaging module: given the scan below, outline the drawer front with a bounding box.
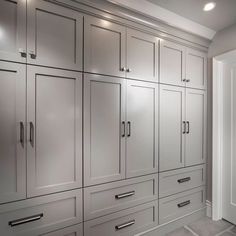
[84,174,158,220]
[159,165,206,198]
[0,189,82,236]
[84,201,158,236]
[159,187,205,224]
[40,224,83,236]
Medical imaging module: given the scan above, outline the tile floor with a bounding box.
[166,217,236,236]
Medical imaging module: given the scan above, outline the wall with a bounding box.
[207,23,236,202]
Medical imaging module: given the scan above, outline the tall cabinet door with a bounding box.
[27,66,82,197]
[84,74,126,186]
[0,62,26,204]
[160,40,186,86]
[185,89,206,166]
[0,0,26,62]
[126,80,158,177]
[186,48,207,90]
[27,0,83,70]
[159,85,185,171]
[84,16,126,77]
[126,29,159,82]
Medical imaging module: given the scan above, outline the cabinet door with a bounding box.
[160,40,186,86]
[84,16,126,77]
[159,85,185,171]
[0,0,26,62]
[126,80,158,177]
[186,48,207,89]
[185,89,206,166]
[27,0,83,70]
[0,61,26,204]
[84,74,126,186]
[126,29,159,82]
[27,66,82,197]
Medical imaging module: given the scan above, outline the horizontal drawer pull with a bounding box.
[177,177,191,183]
[9,213,43,227]
[177,200,191,208]
[115,191,135,199]
[115,220,135,230]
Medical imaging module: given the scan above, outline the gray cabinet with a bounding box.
[126,29,159,82]
[185,89,206,166]
[126,80,158,177]
[0,61,26,204]
[84,16,126,77]
[0,0,26,63]
[159,85,185,171]
[186,48,207,90]
[160,85,206,171]
[27,0,83,70]
[84,74,126,186]
[160,40,185,87]
[27,66,82,197]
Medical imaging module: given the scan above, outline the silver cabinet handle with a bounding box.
[121,67,126,72]
[29,50,36,59]
[20,122,24,148]
[19,48,26,58]
[182,79,186,82]
[121,121,126,137]
[177,200,190,208]
[115,191,135,199]
[9,213,43,227]
[177,177,191,183]
[183,121,186,134]
[126,68,132,72]
[115,220,135,231]
[186,79,190,82]
[127,121,131,137]
[186,121,190,134]
[29,122,34,147]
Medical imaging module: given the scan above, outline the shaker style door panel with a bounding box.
[160,40,186,86]
[126,80,158,177]
[159,85,185,171]
[185,89,206,166]
[126,29,159,82]
[84,74,126,186]
[27,66,82,197]
[27,0,83,70]
[0,0,26,62]
[0,62,26,204]
[84,16,126,77]
[186,48,207,90]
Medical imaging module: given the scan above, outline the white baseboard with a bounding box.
[206,200,212,218]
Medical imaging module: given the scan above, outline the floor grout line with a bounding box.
[215,225,235,236]
[184,225,199,236]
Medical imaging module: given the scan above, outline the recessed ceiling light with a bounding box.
[203,2,216,11]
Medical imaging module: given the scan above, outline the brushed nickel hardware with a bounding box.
[186,79,190,82]
[182,79,186,82]
[126,68,132,72]
[183,121,186,134]
[186,121,190,134]
[177,200,190,208]
[177,177,191,183]
[127,121,131,137]
[121,121,126,137]
[19,48,26,58]
[9,213,43,227]
[29,51,36,59]
[121,67,126,72]
[29,122,34,147]
[20,122,24,148]
[115,220,135,230]
[115,191,135,199]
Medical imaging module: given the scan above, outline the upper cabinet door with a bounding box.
[84,74,126,186]
[159,85,185,171]
[0,0,26,63]
[84,16,126,77]
[185,89,206,166]
[126,80,158,177]
[27,66,83,197]
[0,61,26,204]
[126,29,159,82]
[186,48,207,90]
[27,0,83,70]
[160,40,186,86]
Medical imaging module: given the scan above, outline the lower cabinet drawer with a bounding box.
[40,224,83,236]
[159,186,205,224]
[84,174,158,220]
[159,165,206,198]
[84,201,158,236]
[0,189,83,236]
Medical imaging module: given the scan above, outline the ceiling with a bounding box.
[146,0,236,32]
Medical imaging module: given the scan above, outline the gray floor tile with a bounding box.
[166,227,195,236]
[187,217,232,236]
